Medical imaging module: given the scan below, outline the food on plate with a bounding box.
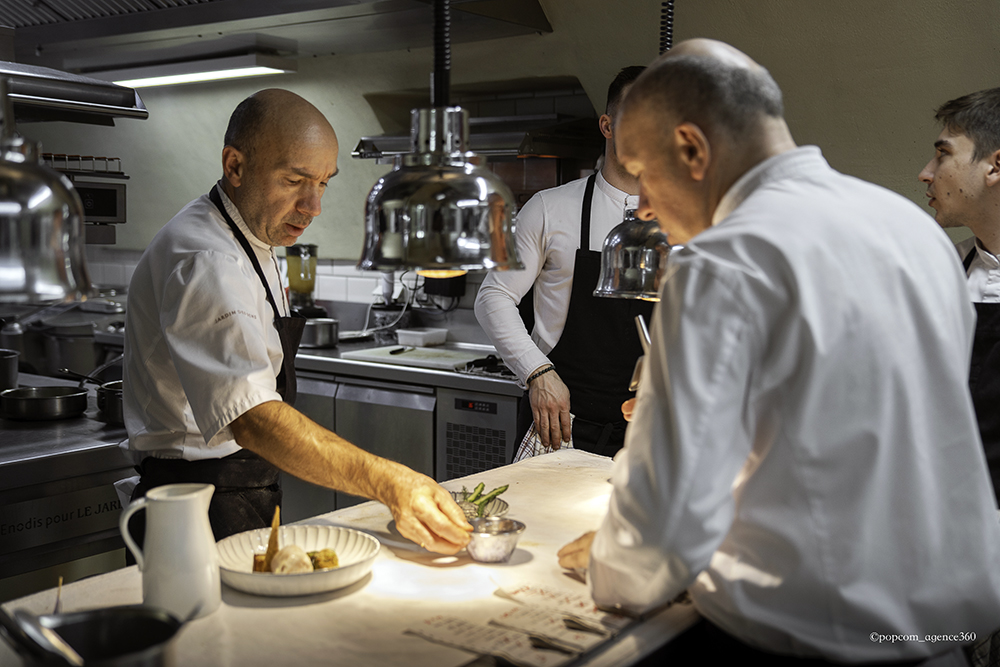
[263,505,281,572]
[309,548,339,570]
[457,483,510,518]
[271,545,313,574]
[249,507,341,574]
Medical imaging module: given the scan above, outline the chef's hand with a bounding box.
[528,366,572,449]
[622,398,637,422]
[384,470,473,555]
[557,531,596,570]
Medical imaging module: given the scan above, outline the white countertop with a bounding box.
[0,450,697,666]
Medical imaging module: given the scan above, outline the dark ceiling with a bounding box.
[0,0,552,74]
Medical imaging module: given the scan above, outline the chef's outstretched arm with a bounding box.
[230,400,472,554]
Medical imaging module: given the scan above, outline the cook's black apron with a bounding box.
[963,249,1000,504]
[516,174,653,457]
[128,187,306,549]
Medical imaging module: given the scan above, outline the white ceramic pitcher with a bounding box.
[119,483,221,620]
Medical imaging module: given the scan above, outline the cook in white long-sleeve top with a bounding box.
[558,40,1000,665]
[918,87,1000,505]
[474,66,653,457]
[124,89,471,553]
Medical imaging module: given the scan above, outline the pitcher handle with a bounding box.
[119,497,148,570]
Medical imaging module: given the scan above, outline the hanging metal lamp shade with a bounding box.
[593,208,670,302]
[358,106,522,277]
[0,80,91,303]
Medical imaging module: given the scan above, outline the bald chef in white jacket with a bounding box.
[558,41,1000,665]
[123,89,471,553]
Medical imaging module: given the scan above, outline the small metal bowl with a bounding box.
[466,517,525,563]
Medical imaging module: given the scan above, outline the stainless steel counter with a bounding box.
[1,374,132,578]
[295,340,522,397]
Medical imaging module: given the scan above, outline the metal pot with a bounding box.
[0,348,17,390]
[299,317,339,349]
[97,379,123,424]
[27,605,182,667]
[0,386,88,420]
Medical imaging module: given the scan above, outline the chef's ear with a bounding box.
[599,114,614,140]
[674,122,710,182]
[986,148,1000,189]
[222,145,246,188]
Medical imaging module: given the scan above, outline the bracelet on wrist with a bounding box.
[527,365,556,385]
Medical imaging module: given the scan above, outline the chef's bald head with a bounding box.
[224,89,336,162]
[620,38,784,144]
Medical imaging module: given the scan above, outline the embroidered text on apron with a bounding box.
[517,174,653,457]
[964,249,1000,503]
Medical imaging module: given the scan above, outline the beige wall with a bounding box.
[28,0,998,255]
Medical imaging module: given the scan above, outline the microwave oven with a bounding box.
[74,180,126,224]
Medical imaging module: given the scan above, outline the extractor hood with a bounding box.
[0,60,148,126]
[353,76,604,163]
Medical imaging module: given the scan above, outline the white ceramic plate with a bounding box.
[217,525,380,597]
[450,491,509,520]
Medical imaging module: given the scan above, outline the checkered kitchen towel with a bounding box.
[514,414,575,462]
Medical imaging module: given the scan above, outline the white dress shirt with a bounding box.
[475,171,638,383]
[123,184,286,462]
[956,236,1000,303]
[589,147,1000,662]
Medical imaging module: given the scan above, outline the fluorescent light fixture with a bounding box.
[89,53,296,89]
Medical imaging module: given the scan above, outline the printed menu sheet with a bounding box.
[406,584,635,667]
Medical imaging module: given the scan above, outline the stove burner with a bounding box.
[461,355,517,380]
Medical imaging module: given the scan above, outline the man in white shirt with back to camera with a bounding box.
[475,66,653,458]
[558,39,1000,665]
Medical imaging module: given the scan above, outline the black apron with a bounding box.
[128,187,306,546]
[517,174,653,457]
[964,249,1000,504]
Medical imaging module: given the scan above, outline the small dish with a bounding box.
[466,517,525,563]
[450,491,509,520]
[216,525,380,597]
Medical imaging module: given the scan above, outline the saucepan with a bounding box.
[0,386,88,421]
[60,367,124,425]
[0,348,18,391]
[17,605,182,667]
[299,317,339,349]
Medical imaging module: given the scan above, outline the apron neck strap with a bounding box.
[963,247,976,273]
[208,186,281,322]
[580,172,597,250]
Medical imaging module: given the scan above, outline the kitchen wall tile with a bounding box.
[332,262,366,277]
[316,262,334,275]
[346,277,379,303]
[123,264,137,288]
[88,263,107,285]
[316,275,347,302]
[105,264,127,287]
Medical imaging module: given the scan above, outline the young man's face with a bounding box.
[918,128,989,229]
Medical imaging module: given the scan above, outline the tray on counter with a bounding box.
[339,345,485,371]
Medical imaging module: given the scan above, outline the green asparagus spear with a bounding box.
[474,484,509,507]
[467,482,486,502]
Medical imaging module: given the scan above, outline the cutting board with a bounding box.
[340,345,484,371]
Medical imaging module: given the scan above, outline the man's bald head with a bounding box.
[621,38,784,145]
[224,89,336,163]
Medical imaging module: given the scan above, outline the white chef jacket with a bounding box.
[474,171,638,383]
[123,184,286,462]
[589,147,1000,662]
[956,236,1000,303]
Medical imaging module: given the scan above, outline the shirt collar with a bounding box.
[595,168,640,212]
[214,181,273,254]
[974,238,1000,268]
[712,146,827,227]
